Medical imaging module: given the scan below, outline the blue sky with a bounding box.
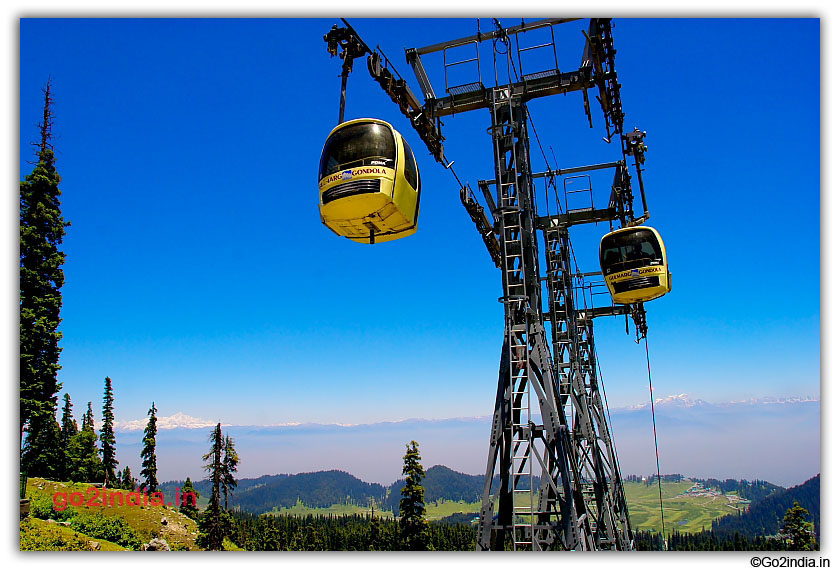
[18,18,820,430]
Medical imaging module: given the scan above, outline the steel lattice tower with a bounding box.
[474,90,633,551]
[324,17,653,551]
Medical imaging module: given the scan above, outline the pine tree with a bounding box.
[368,505,385,551]
[781,501,816,551]
[399,440,430,550]
[121,465,136,491]
[198,423,225,550]
[100,376,118,486]
[140,402,158,493]
[59,393,78,445]
[66,417,104,483]
[20,80,70,477]
[222,435,239,510]
[81,401,94,432]
[21,413,64,479]
[180,476,200,521]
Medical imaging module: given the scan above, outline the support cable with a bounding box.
[594,344,622,481]
[593,343,632,547]
[443,157,464,188]
[645,335,667,550]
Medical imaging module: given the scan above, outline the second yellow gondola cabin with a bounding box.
[599,226,672,304]
[318,118,421,244]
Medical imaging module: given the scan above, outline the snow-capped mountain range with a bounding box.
[617,393,819,411]
[112,395,819,430]
[113,413,493,432]
[113,411,230,432]
[107,395,818,487]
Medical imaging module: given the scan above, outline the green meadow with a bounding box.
[623,481,744,534]
[264,479,743,534]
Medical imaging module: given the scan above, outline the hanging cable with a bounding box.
[594,346,620,468]
[645,335,667,550]
[593,344,631,530]
[442,156,465,189]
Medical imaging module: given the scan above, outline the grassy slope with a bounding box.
[20,517,126,551]
[26,478,200,550]
[267,498,395,519]
[265,499,481,521]
[425,500,481,520]
[261,480,743,533]
[623,481,743,533]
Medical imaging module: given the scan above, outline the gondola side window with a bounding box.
[402,138,418,190]
[601,230,664,274]
[319,122,397,180]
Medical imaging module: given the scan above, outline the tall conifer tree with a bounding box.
[59,393,78,445]
[100,376,117,486]
[66,410,104,483]
[399,440,430,550]
[20,80,70,477]
[81,401,95,432]
[368,505,385,551]
[198,423,225,550]
[121,465,136,491]
[58,393,78,480]
[21,415,63,479]
[180,476,200,520]
[782,501,816,551]
[140,402,158,493]
[222,434,239,510]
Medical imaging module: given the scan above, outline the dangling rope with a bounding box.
[645,335,667,550]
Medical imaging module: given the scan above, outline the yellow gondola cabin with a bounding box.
[599,226,672,304]
[318,118,421,244]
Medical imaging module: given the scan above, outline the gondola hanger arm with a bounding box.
[325,19,446,164]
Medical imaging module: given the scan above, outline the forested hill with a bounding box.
[160,473,288,503]
[693,478,783,503]
[161,471,387,514]
[162,465,492,515]
[712,474,820,539]
[234,470,388,513]
[383,465,485,513]
[381,465,543,514]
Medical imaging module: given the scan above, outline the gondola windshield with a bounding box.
[317,118,421,244]
[600,229,664,275]
[599,226,671,304]
[318,121,396,179]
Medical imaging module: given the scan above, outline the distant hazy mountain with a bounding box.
[116,396,818,488]
[618,394,818,411]
[607,396,819,487]
[115,416,492,485]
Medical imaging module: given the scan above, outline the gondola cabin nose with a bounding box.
[599,226,672,304]
[318,118,422,244]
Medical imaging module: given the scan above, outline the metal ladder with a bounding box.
[544,226,572,401]
[491,84,535,551]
